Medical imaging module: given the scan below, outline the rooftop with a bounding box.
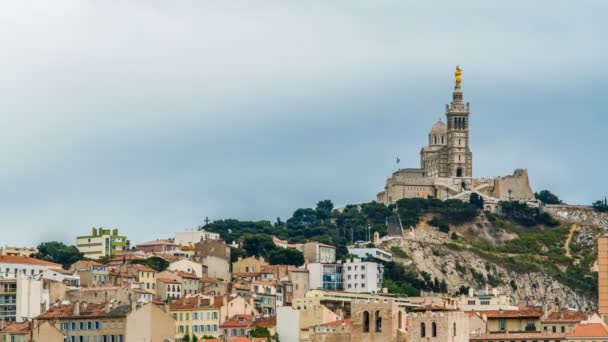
[568,323,608,337]
[483,309,542,318]
[470,332,566,340]
[0,255,62,268]
[221,314,254,328]
[0,321,31,334]
[544,311,590,323]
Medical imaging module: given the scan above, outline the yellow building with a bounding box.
[0,247,37,257]
[232,256,268,274]
[484,309,542,333]
[169,296,223,340]
[129,264,158,294]
[598,236,608,318]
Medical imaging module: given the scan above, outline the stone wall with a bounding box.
[350,299,406,342]
[407,310,469,342]
[492,169,534,200]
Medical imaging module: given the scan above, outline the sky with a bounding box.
[0,1,606,246]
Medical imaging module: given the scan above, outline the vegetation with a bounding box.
[535,189,563,204]
[499,201,559,226]
[593,198,608,212]
[33,241,84,269]
[267,247,304,266]
[131,256,170,272]
[391,197,479,228]
[250,326,272,338]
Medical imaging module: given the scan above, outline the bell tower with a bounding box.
[446,66,473,178]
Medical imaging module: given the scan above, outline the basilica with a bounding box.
[376,67,534,206]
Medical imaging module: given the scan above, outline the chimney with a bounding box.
[74,301,80,316]
[105,302,112,313]
[209,296,214,306]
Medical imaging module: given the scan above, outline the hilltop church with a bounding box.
[376,67,534,206]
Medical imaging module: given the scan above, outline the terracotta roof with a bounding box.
[252,316,276,328]
[0,255,62,268]
[317,243,335,249]
[37,302,130,319]
[470,332,566,340]
[568,323,608,337]
[0,321,31,334]
[233,272,261,277]
[221,314,254,328]
[229,338,265,342]
[544,311,589,323]
[483,309,543,318]
[152,253,180,261]
[76,260,105,267]
[200,277,219,283]
[137,239,177,247]
[157,277,180,284]
[170,296,223,311]
[232,284,251,290]
[176,271,199,279]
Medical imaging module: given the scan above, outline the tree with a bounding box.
[131,256,169,272]
[191,334,198,342]
[469,192,484,209]
[182,333,191,342]
[242,234,275,257]
[315,200,334,220]
[267,248,304,266]
[535,190,563,204]
[250,326,271,338]
[33,242,84,269]
[593,198,608,212]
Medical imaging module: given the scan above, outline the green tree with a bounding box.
[267,247,304,266]
[593,198,608,212]
[182,333,191,342]
[33,242,84,269]
[250,326,271,338]
[469,192,484,209]
[315,200,334,220]
[191,334,198,342]
[131,256,169,272]
[242,234,275,257]
[535,190,563,204]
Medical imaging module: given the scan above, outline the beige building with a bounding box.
[125,302,176,342]
[169,296,222,339]
[232,256,268,274]
[288,268,310,300]
[220,295,258,324]
[0,247,37,257]
[408,307,468,342]
[301,242,336,264]
[70,260,109,287]
[193,239,231,280]
[376,68,534,205]
[542,311,601,334]
[483,309,542,333]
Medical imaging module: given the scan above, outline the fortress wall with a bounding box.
[491,169,534,200]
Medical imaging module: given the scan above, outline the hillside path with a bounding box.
[564,224,580,258]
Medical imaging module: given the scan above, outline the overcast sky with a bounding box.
[0,1,606,247]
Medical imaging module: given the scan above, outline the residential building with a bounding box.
[221,315,254,340]
[157,270,200,297]
[34,301,130,342]
[135,239,178,253]
[232,257,268,274]
[566,322,608,341]
[347,248,393,262]
[220,295,258,325]
[483,309,542,333]
[457,287,517,311]
[70,260,109,287]
[125,264,157,294]
[124,302,176,342]
[0,255,62,279]
[0,274,48,323]
[168,259,206,277]
[157,278,182,301]
[542,311,601,334]
[342,258,383,293]
[0,279,17,322]
[193,240,231,280]
[307,263,343,291]
[75,228,130,260]
[0,247,37,258]
[252,281,281,315]
[288,268,309,300]
[470,332,566,342]
[598,235,608,318]
[175,230,220,247]
[169,296,222,340]
[0,321,32,342]
[40,268,80,287]
[301,242,336,263]
[260,265,289,281]
[202,278,229,297]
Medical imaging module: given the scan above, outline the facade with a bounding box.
[157,278,182,301]
[124,302,176,342]
[457,288,517,311]
[135,239,178,253]
[307,263,343,291]
[342,259,383,294]
[220,315,254,340]
[288,268,309,300]
[0,255,62,279]
[127,264,157,294]
[408,308,468,342]
[168,259,206,277]
[174,230,220,247]
[75,228,130,260]
[252,281,280,315]
[1,274,49,323]
[376,68,535,205]
[483,309,542,333]
[542,311,599,334]
[301,242,336,263]
[0,248,37,258]
[0,279,17,322]
[347,248,392,263]
[193,240,231,280]
[70,260,109,287]
[232,257,268,274]
[220,295,258,325]
[169,296,222,340]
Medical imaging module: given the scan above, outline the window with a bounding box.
[453,322,456,336]
[421,323,426,337]
[499,319,506,331]
[432,322,437,337]
[363,311,370,332]
[561,326,565,333]
[375,310,382,332]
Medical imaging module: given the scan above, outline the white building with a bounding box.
[0,255,63,278]
[75,227,130,260]
[347,247,393,262]
[342,258,383,293]
[174,230,220,246]
[39,269,80,287]
[167,259,205,277]
[457,287,517,311]
[307,263,343,291]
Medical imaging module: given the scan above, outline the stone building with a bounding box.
[193,239,231,280]
[377,68,534,205]
[408,306,469,342]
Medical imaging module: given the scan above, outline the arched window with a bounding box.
[432,322,437,337]
[363,311,370,332]
[434,136,437,144]
[398,311,403,330]
[441,136,444,144]
[420,323,426,337]
[375,310,382,332]
[453,322,457,336]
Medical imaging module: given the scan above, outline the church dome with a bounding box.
[430,119,447,134]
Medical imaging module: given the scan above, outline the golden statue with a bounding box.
[455,65,462,88]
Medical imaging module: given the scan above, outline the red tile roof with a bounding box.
[568,323,608,337]
[130,264,157,273]
[0,321,31,334]
[544,311,589,323]
[176,271,199,279]
[252,316,276,328]
[169,296,223,311]
[76,260,105,266]
[221,314,254,328]
[0,255,62,268]
[483,309,543,318]
[157,277,180,284]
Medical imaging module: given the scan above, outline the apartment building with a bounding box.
[75,228,130,260]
